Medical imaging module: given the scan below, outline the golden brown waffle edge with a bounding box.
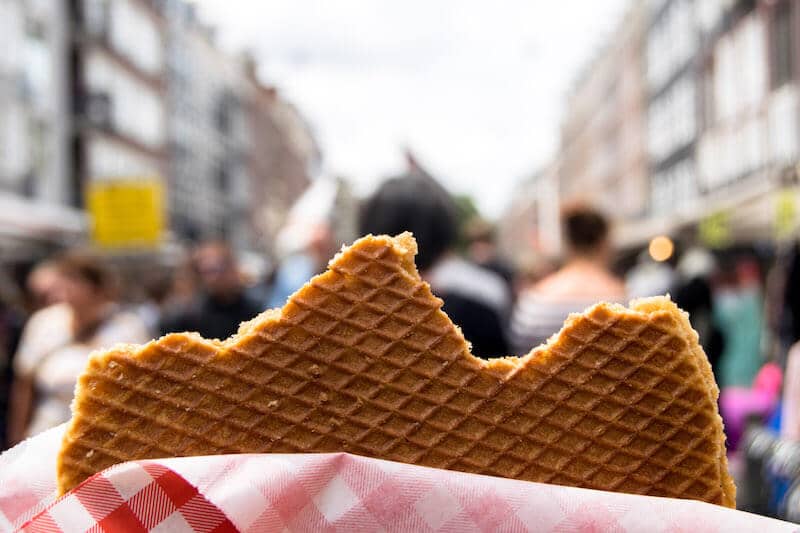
[56,232,735,507]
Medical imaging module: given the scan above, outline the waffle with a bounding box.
[57,233,735,506]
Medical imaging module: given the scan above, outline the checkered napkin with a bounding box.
[1,425,795,532]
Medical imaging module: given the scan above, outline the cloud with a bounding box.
[195,0,628,218]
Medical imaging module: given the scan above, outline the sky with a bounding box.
[194,0,629,219]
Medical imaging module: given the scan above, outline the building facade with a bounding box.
[248,76,319,256]
[557,1,649,245]
[0,0,82,257]
[160,0,253,248]
[506,0,800,260]
[498,162,561,268]
[645,0,702,219]
[0,0,319,259]
[694,0,800,242]
[643,0,800,244]
[73,0,167,202]
[159,0,318,254]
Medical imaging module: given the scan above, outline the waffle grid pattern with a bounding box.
[58,235,729,506]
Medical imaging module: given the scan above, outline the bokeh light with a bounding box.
[648,235,674,262]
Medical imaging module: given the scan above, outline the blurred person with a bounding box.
[6,261,72,445]
[268,224,331,309]
[719,361,782,451]
[714,257,765,389]
[159,241,263,340]
[764,245,792,363]
[0,271,24,449]
[625,249,676,299]
[26,260,63,310]
[8,253,149,443]
[510,205,625,355]
[135,271,174,336]
[513,254,556,298]
[244,257,275,307]
[784,242,800,346]
[671,247,725,381]
[465,219,516,290]
[360,175,511,358]
[164,256,199,312]
[782,342,800,441]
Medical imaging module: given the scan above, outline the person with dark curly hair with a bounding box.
[360,175,511,358]
[510,204,626,355]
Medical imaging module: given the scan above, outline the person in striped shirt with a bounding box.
[510,205,626,355]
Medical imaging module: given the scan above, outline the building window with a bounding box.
[215,93,234,135]
[83,0,110,39]
[701,59,715,130]
[217,161,230,193]
[21,172,36,198]
[772,1,793,88]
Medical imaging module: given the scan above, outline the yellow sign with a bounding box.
[699,211,731,249]
[87,178,165,248]
[776,189,797,240]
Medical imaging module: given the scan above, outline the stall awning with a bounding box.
[0,192,87,259]
[615,174,782,250]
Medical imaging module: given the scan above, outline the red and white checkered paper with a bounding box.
[1,424,795,532]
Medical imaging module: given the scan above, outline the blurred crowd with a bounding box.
[0,172,798,511]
